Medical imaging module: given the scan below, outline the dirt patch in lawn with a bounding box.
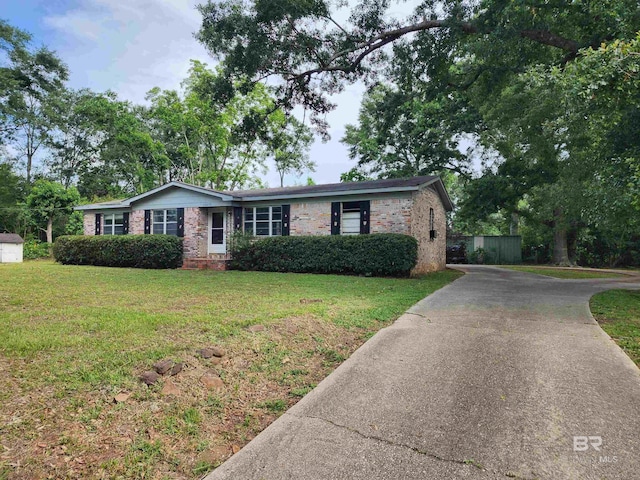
[1,316,360,479]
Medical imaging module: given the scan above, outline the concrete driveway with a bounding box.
[206,266,640,480]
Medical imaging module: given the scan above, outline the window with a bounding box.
[429,208,436,240]
[103,213,124,235]
[152,209,178,235]
[244,206,282,236]
[341,202,361,235]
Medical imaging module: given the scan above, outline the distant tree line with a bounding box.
[0,20,314,242]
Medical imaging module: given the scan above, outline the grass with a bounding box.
[0,261,460,479]
[590,289,640,367]
[502,265,627,279]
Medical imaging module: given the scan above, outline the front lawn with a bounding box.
[590,289,640,367]
[503,266,627,279]
[0,261,460,479]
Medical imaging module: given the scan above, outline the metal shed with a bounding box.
[472,235,522,264]
[0,233,24,263]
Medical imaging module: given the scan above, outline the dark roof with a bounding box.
[224,175,439,198]
[0,233,24,244]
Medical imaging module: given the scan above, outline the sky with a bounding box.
[3,0,372,187]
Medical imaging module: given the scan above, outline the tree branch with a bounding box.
[288,18,579,82]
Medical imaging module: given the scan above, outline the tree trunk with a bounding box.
[510,212,519,235]
[26,152,33,184]
[46,216,53,244]
[552,208,570,265]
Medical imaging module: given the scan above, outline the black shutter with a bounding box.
[122,212,130,235]
[360,200,370,234]
[331,202,341,235]
[94,213,101,235]
[144,210,151,234]
[233,206,243,231]
[282,204,290,236]
[177,208,185,237]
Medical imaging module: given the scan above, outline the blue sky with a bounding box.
[3,0,366,187]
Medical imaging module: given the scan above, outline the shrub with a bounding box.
[53,235,183,269]
[230,234,417,277]
[23,240,51,259]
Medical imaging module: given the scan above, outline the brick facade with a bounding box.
[410,187,447,273]
[370,197,412,234]
[130,210,145,235]
[83,213,95,236]
[290,202,332,236]
[183,207,208,258]
[80,182,449,273]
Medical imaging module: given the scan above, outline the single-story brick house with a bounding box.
[76,176,453,273]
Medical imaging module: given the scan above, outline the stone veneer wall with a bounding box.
[83,213,96,236]
[410,187,447,274]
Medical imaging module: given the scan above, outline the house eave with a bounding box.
[240,185,421,202]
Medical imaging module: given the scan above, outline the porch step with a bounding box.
[182,258,229,271]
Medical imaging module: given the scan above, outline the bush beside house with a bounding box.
[54,235,183,269]
[230,233,418,277]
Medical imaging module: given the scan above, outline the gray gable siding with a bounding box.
[131,187,231,210]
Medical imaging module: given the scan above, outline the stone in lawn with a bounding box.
[209,346,225,358]
[247,324,265,333]
[113,393,130,403]
[140,371,159,386]
[197,348,214,359]
[200,372,224,391]
[161,379,181,396]
[153,359,174,375]
[198,347,225,359]
[170,362,184,376]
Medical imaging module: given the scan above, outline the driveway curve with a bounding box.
[206,266,640,480]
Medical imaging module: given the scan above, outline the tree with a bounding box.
[0,20,68,183]
[267,112,314,187]
[341,83,473,179]
[0,162,27,234]
[26,180,79,243]
[196,0,640,264]
[196,0,639,128]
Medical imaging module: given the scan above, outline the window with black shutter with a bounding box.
[94,213,101,235]
[337,201,370,235]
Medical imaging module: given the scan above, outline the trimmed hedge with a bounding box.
[53,235,183,269]
[229,233,417,277]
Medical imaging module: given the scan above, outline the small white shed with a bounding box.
[0,233,24,263]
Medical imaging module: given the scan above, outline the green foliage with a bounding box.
[53,235,183,269]
[64,211,84,235]
[341,84,472,179]
[230,234,417,277]
[23,240,51,259]
[467,248,487,265]
[25,180,80,243]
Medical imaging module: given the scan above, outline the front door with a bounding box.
[209,210,226,254]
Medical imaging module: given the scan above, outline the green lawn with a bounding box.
[503,266,627,279]
[0,261,460,480]
[590,289,640,367]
